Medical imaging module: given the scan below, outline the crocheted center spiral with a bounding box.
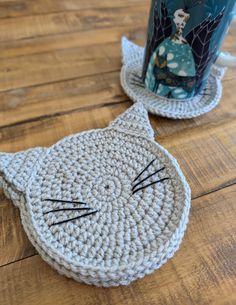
[27,129,186,269]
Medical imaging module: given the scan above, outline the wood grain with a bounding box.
[0,42,122,91]
[0,47,234,90]
[0,0,150,19]
[0,6,148,43]
[0,25,234,127]
[0,185,235,305]
[0,39,235,93]
[0,192,35,266]
[0,10,234,93]
[0,71,124,127]
[0,70,235,128]
[0,22,233,61]
[0,26,145,59]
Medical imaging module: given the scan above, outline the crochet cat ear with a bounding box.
[0,147,46,206]
[109,103,154,139]
[121,37,144,66]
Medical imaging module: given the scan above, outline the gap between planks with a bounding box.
[0,68,235,130]
[0,100,128,130]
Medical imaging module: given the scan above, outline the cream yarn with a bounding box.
[120,37,226,119]
[0,104,191,286]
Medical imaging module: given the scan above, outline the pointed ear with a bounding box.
[121,36,144,66]
[0,147,46,206]
[109,103,154,139]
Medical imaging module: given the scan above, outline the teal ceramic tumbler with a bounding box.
[142,0,236,99]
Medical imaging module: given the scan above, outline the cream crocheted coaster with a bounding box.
[121,37,226,119]
[0,103,190,287]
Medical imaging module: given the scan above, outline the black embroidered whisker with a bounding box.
[43,199,86,205]
[199,93,211,96]
[132,72,142,80]
[43,207,91,214]
[49,210,98,226]
[132,76,143,83]
[130,81,145,88]
[131,75,144,83]
[130,83,145,89]
[131,73,144,82]
[133,159,156,182]
[132,167,165,190]
[132,178,170,195]
[131,78,144,85]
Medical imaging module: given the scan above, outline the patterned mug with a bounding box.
[142,0,236,99]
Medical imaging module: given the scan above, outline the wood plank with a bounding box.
[0,27,234,126]
[0,6,148,93]
[0,0,150,19]
[0,67,235,128]
[0,71,124,127]
[0,192,35,266]
[0,42,122,91]
[0,6,234,93]
[0,185,235,305]
[0,6,148,42]
[0,26,145,59]
[0,10,233,61]
[158,118,236,197]
[0,37,234,93]
[0,19,234,92]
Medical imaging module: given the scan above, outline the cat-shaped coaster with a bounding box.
[120,37,226,119]
[0,103,190,287]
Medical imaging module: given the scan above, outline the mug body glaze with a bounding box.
[142,0,236,99]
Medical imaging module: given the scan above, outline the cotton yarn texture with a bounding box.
[0,103,191,287]
[120,37,226,119]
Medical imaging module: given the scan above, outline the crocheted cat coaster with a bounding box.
[120,37,226,119]
[0,103,190,287]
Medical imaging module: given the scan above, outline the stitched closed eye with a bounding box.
[132,159,170,194]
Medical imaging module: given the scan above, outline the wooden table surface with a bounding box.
[0,1,236,305]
